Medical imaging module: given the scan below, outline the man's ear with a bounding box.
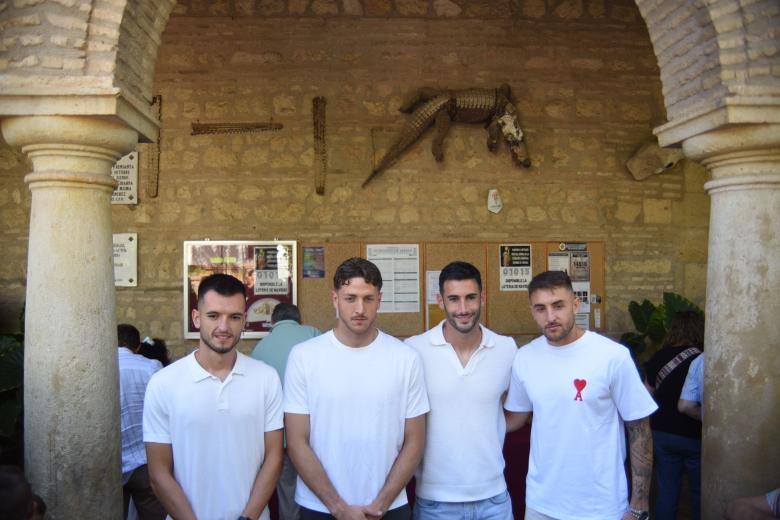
[192,308,200,329]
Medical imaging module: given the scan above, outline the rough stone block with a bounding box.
[643,198,671,224]
[615,201,641,223]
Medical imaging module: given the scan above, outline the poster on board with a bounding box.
[499,244,532,291]
[366,244,420,313]
[183,240,297,339]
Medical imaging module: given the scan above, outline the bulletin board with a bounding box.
[294,240,605,339]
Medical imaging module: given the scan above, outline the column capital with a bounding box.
[679,123,780,195]
[1,115,138,190]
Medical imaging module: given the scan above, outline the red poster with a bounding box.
[183,240,297,339]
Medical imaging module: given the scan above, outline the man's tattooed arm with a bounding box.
[625,417,653,511]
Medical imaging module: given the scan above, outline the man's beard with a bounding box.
[201,331,240,354]
[446,307,481,335]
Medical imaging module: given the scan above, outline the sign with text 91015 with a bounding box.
[499,244,532,291]
[111,151,138,204]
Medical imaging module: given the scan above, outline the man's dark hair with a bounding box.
[439,261,482,294]
[139,337,171,367]
[271,303,301,324]
[527,270,573,297]
[0,465,32,520]
[333,257,382,291]
[197,273,246,305]
[663,311,705,350]
[117,324,141,350]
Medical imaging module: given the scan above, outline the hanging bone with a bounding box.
[362,84,530,188]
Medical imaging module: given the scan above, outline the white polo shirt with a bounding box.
[405,321,517,502]
[143,351,283,520]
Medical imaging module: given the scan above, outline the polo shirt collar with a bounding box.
[431,320,496,349]
[187,350,246,382]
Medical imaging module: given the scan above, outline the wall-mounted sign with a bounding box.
[302,246,325,278]
[499,244,532,291]
[111,151,138,204]
[113,233,137,287]
[367,244,420,313]
[183,240,297,339]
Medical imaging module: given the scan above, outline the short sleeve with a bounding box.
[611,353,658,421]
[680,354,704,403]
[504,356,532,412]
[405,352,430,418]
[264,369,284,431]
[142,374,171,444]
[283,346,309,414]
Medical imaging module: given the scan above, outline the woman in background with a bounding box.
[644,311,704,520]
[138,337,171,367]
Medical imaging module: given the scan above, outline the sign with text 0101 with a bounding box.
[499,244,532,291]
[111,151,138,204]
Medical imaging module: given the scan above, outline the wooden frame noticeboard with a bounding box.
[295,240,605,339]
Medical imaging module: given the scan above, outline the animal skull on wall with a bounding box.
[363,84,531,187]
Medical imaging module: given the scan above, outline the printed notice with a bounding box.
[575,313,590,331]
[302,246,325,278]
[499,244,532,291]
[367,244,420,313]
[572,281,591,313]
[111,151,138,204]
[113,233,137,287]
[571,251,590,281]
[548,252,570,274]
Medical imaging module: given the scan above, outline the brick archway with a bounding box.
[1,1,778,518]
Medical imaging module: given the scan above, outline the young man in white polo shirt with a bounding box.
[405,261,517,520]
[504,271,657,520]
[284,257,430,520]
[144,274,283,520]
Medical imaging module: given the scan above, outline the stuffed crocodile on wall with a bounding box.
[362,84,531,187]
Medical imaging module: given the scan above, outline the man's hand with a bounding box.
[332,504,370,520]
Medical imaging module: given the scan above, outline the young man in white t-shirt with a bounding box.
[504,271,657,520]
[284,257,430,520]
[405,261,517,519]
[144,274,284,520]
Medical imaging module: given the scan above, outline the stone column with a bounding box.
[1,116,137,519]
[682,124,780,518]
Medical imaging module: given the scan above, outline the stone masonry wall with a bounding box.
[0,0,711,358]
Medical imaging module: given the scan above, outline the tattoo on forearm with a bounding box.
[626,419,652,507]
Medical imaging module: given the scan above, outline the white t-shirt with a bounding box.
[505,331,657,520]
[283,330,430,513]
[405,321,517,502]
[143,351,283,520]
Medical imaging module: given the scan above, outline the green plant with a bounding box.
[620,292,703,365]
[0,334,23,438]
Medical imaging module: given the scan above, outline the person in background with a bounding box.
[404,261,516,520]
[251,303,320,520]
[643,311,704,520]
[678,353,704,422]
[144,273,283,520]
[117,324,166,520]
[138,337,171,367]
[0,465,47,520]
[728,489,780,519]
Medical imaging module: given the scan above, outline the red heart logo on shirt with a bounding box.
[573,378,586,401]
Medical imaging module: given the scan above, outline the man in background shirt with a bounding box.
[252,303,320,520]
[117,323,165,520]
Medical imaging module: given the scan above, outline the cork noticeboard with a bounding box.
[295,240,605,339]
